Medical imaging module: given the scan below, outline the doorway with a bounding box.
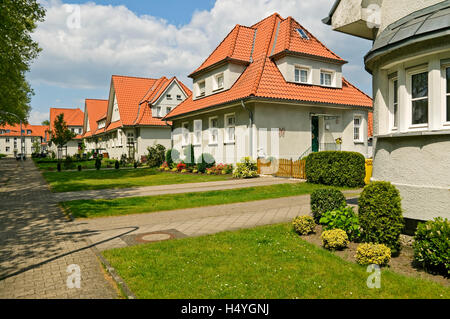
[311,116,319,153]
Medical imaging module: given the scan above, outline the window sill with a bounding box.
[212,88,224,93]
[375,129,450,138]
[353,141,364,144]
[224,141,235,145]
[208,143,218,147]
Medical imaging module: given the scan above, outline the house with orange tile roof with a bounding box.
[48,107,85,157]
[0,124,49,157]
[82,75,191,160]
[164,13,373,164]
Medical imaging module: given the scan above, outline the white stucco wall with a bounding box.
[0,136,42,157]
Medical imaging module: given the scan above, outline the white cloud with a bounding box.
[29,110,49,125]
[30,0,372,94]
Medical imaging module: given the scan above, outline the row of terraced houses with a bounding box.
[25,14,373,164]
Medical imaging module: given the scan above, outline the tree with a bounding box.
[41,120,50,126]
[0,0,45,125]
[50,114,75,159]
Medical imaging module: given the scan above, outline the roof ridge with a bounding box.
[285,17,292,51]
[341,77,373,103]
[251,14,280,95]
[86,98,108,101]
[251,12,283,28]
[228,25,240,57]
[112,74,158,81]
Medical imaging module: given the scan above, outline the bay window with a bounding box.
[410,71,428,126]
[389,78,399,130]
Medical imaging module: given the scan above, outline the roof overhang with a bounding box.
[270,49,348,65]
[165,95,371,121]
[189,57,251,79]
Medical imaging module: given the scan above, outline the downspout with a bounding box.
[241,100,253,159]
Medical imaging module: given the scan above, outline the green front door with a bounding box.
[311,116,319,153]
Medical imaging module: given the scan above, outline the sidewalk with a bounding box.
[0,159,118,299]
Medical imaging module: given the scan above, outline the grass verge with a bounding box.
[62,183,350,218]
[43,168,231,192]
[103,223,450,299]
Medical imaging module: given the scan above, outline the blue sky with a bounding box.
[28,0,372,125]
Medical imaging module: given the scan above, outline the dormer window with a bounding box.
[198,81,206,97]
[295,67,309,84]
[297,28,309,40]
[214,73,224,91]
[320,71,333,86]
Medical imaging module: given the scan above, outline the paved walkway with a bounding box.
[0,159,118,299]
[52,176,301,202]
[75,189,360,251]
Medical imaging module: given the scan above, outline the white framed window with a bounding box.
[127,132,134,145]
[209,117,218,145]
[409,70,428,126]
[6,147,10,152]
[193,120,202,145]
[214,73,224,91]
[166,107,172,115]
[197,81,206,97]
[5,138,9,143]
[320,71,333,86]
[446,66,450,123]
[225,113,235,143]
[156,106,161,117]
[182,122,189,146]
[295,67,309,84]
[166,94,172,100]
[353,115,363,143]
[389,78,399,130]
[177,95,182,101]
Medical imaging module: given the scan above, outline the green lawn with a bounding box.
[43,168,231,192]
[62,183,350,218]
[103,223,450,299]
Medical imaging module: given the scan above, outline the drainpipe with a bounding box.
[241,100,253,159]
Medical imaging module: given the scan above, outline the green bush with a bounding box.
[413,217,450,276]
[184,144,195,166]
[355,243,391,266]
[321,229,349,250]
[115,160,120,170]
[77,165,82,171]
[166,149,180,167]
[233,157,258,179]
[319,207,361,241]
[147,144,166,168]
[358,182,404,255]
[305,151,366,187]
[95,158,102,170]
[63,156,75,170]
[310,188,346,223]
[57,162,61,172]
[292,216,316,235]
[197,153,215,173]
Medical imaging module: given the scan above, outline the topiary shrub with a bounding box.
[197,153,215,173]
[310,188,346,223]
[57,161,62,172]
[184,144,195,167]
[166,149,180,167]
[358,182,404,255]
[321,229,349,250]
[95,158,102,170]
[115,160,120,170]
[413,217,450,276]
[233,157,258,179]
[305,151,366,187]
[355,243,391,266]
[292,216,316,235]
[77,165,82,171]
[319,207,361,241]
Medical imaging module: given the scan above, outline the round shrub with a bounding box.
[310,188,346,223]
[233,157,258,179]
[355,243,391,266]
[413,217,449,276]
[319,207,361,241]
[305,151,366,187]
[358,182,404,255]
[57,162,62,172]
[115,160,120,169]
[321,229,349,250]
[77,165,82,171]
[292,216,316,235]
[95,158,102,170]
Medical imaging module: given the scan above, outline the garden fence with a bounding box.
[257,158,306,179]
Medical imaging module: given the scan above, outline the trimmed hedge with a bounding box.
[413,217,450,276]
[310,188,346,223]
[358,182,404,255]
[305,151,366,187]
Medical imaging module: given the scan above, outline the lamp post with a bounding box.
[0,111,24,161]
